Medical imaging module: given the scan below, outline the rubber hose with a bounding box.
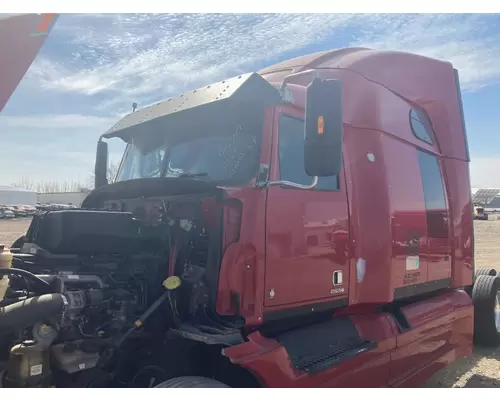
[37,274,105,289]
[0,293,66,335]
[0,268,51,289]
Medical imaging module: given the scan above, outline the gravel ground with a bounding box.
[424,219,500,388]
[1,217,499,387]
[0,218,30,245]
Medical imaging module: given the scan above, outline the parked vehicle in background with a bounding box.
[21,205,36,216]
[35,203,78,214]
[0,207,15,219]
[473,205,489,220]
[2,206,17,216]
[36,203,49,212]
[36,203,75,212]
[7,205,27,217]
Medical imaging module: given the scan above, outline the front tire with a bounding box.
[472,275,500,347]
[154,376,230,388]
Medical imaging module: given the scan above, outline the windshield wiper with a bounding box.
[177,172,209,179]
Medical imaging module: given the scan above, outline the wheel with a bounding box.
[472,275,500,347]
[475,268,497,278]
[154,376,230,388]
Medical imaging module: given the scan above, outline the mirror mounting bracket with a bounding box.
[278,69,319,100]
[260,69,330,190]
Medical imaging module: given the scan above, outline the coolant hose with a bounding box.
[0,268,51,291]
[0,293,66,335]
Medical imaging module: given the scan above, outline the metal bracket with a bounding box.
[255,164,319,190]
[261,69,321,190]
[278,69,320,100]
[267,176,318,190]
[255,164,270,188]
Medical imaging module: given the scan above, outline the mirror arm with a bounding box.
[95,135,109,189]
[266,176,318,190]
[279,69,319,96]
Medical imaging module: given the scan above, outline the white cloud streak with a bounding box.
[24,13,500,114]
[353,14,500,90]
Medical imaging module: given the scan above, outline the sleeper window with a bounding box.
[410,108,434,145]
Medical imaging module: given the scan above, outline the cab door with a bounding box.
[264,107,350,309]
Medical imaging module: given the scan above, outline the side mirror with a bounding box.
[304,78,343,177]
[95,140,109,189]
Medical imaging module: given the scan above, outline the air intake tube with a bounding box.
[0,290,93,335]
[0,294,66,334]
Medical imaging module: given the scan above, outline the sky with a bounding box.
[1,13,500,188]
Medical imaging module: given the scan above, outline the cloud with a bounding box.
[353,14,500,91]
[24,13,500,115]
[28,13,360,108]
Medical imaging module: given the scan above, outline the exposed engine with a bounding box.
[0,193,243,388]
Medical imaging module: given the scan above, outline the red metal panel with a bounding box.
[263,105,351,308]
[223,291,472,387]
[0,13,58,112]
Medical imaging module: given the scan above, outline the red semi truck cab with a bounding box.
[5,47,483,388]
[99,47,474,317]
[84,48,477,387]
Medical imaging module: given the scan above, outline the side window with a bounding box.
[278,114,339,190]
[417,150,448,238]
[410,108,434,145]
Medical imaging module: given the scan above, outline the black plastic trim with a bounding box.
[275,316,377,375]
[453,68,470,162]
[393,278,451,300]
[263,298,348,323]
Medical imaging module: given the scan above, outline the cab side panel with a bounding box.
[384,137,429,289]
[224,291,473,387]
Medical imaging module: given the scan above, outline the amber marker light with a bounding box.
[317,115,324,135]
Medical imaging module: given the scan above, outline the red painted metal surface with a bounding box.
[219,48,472,316]
[214,48,474,386]
[223,291,472,387]
[443,157,475,288]
[264,104,350,308]
[0,13,58,112]
[215,108,275,325]
[388,290,473,387]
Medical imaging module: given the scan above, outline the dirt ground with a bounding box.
[1,218,499,387]
[0,218,29,245]
[424,219,500,388]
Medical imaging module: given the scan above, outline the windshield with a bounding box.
[115,110,263,185]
